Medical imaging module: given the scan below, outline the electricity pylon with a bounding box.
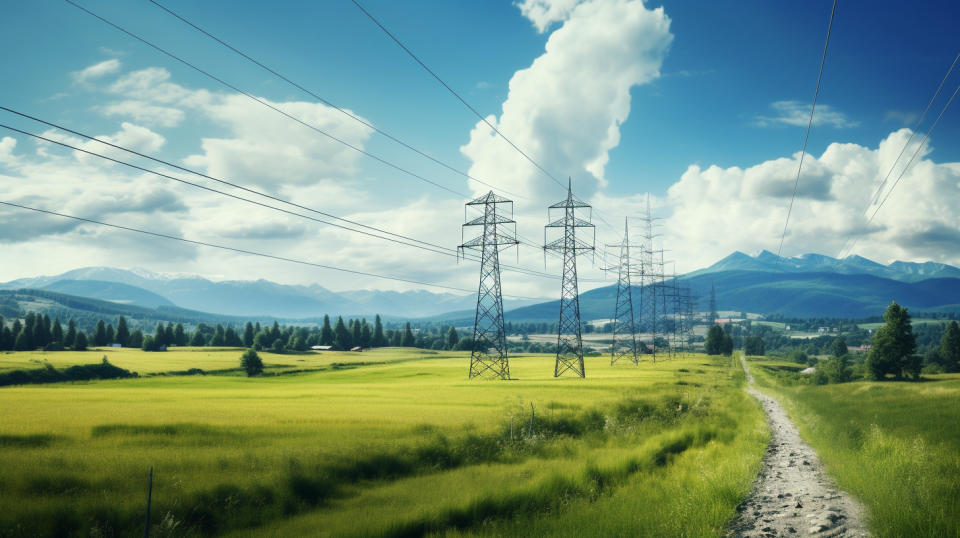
[544,178,595,378]
[459,191,519,379]
[638,194,664,361]
[601,218,639,365]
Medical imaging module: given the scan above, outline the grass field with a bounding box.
[748,356,960,537]
[0,348,766,537]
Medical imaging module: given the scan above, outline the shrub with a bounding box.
[240,349,263,377]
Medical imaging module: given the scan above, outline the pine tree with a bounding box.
[41,314,52,346]
[115,316,130,347]
[270,321,281,341]
[866,301,917,380]
[74,331,88,351]
[225,327,243,347]
[190,330,206,347]
[51,319,64,344]
[334,317,352,350]
[210,325,226,347]
[14,328,30,351]
[154,323,165,347]
[360,320,372,349]
[174,323,187,346]
[243,322,255,347]
[372,315,386,347]
[402,322,415,347]
[128,330,144,348]
[105,324,115,345]
[940,320,960,372]
[446,326,459,349]
[95,320,108,347]
[321,315,334,346]
[351,319,361,346]
[705,325,724,355]
[65,320,76,348]
[165,323,175,347]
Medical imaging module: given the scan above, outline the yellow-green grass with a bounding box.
[0,350,766,537]
[0,346,443,375]
[748,356,960,537]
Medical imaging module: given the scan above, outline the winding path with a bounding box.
[729,353,870,537]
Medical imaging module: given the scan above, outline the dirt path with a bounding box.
[729,354,869,537]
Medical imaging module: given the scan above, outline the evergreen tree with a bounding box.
[105,324,115,345]
[866,301,917,380]
[154,323,166,347]
[390,329,402,347]
[51,319,64,344]
[271,338,286,354]
[243,322,255,348]
[372,315,386,347]
[94,320,108,347]
[14,328,30,351]
[65,320,76,349]
[41,314,52,346]
[291,336,307,352]
[128,330,144,349]
[189,330,206,347]
[141,335,156,351]
[320,315,334,346]
[74,331,88,351]
[446,326,460,349]
[939,320,960,372]
[174,323,187,347]
[210,325,226,347]
[2,326,13,351]
[360,320,372,349]
[402,322,415,347]
[351,319,361,347]
[743,335,764,356]
[253,331,270,351]
[270,321,281,341]
[165,323,175,347]
[225,327,244,347]
[334,316,352,350]
[116,316,130,347]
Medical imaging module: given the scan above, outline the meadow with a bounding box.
[0,347,766,537]
[748,357,960,537]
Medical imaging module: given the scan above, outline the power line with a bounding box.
[836,52,960,258]
[349,0,565,191]
[0,199,540,300]
[776,0,837,259]
[840,78,960,257]
[65,0,468,199]
[0,114,568,282]
[147,0,528,201]
[1,105,451,253]
[347,0,620,233]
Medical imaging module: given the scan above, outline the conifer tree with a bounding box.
[106,324,115,345]
[334,316,351,350]
[446,326,460,349]
[243,322,255,347]
[51,319,64,345]
[320,315,334,346]
[372,315,386,347]
[402,322,415,347]
[65,320,76,348]
[74,331,88,351]
[360,319,372,348]
[95,320,108,347]
[116,316,130,347]
[174,323,187,346]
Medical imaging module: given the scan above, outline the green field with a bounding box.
[0,348,766,537]
[748,356,960,537]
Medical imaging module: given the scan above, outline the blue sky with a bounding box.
[2,0,960,296]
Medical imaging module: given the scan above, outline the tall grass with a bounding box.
[0,350,765,536]
[750,359,960,537]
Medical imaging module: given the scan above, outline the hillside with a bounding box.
[505,270,960,321]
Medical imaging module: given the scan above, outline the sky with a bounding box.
[1,0,960,299]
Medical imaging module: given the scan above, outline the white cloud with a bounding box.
[461,0,673,206]
[754,100,859,129]
[664,129,960,271]
[516,0,584,33]
[100,101,186,128]
[72,59,121,84]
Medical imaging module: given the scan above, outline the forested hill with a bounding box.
[505,270,960,321]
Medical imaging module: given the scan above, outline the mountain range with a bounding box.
[4,251,960,323]
[0,266,541,319]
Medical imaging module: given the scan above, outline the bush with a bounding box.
[240,349,263,377]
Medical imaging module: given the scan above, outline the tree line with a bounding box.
[0,311,475,353]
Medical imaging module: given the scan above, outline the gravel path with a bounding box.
[729,354,870,537]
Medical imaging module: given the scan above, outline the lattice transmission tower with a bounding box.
[459,191,519,379]
[638,195,666,361]
[601,218,640,365]
[544,179,595,378]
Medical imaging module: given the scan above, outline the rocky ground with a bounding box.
[729,354,870,537]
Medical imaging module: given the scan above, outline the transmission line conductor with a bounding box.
[544,179,596,378]
[459,191,520,380]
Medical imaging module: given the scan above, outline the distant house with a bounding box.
[109,343,122,348]
[311,345,333,351]
[715,318,731,324]
[350,346,363,352]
